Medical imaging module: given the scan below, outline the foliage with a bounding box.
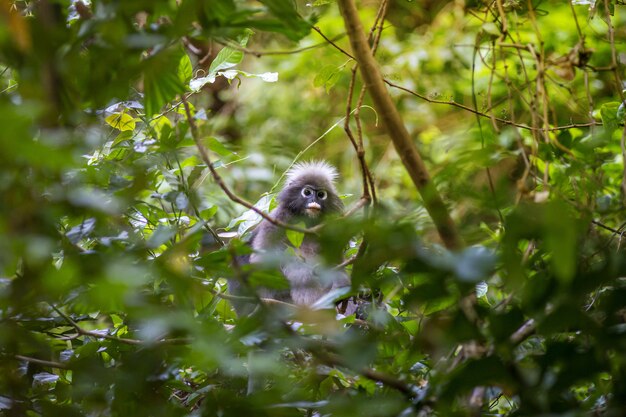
[1,0,626,416]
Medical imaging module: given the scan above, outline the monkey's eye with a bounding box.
[317,190,327,200]
[301,187,313,197]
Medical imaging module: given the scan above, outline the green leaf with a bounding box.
[200,205,218,220]
[105,112,136,132]
[188,165,208,189]
[112,130,135,147]
[209,47,243,74]
[314,65,341,93]
[599,101,620,140]
[286,227,304,248]
[208,31,251,74]
[178,52,193,84]
[206,137,237,157]
[202,0,238,24]
[149,115,172,138]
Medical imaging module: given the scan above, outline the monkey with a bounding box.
[227,161,361,395]
[229,160,351,314]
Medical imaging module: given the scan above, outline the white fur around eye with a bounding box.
[317,190,327,200]
[301,187,313,197]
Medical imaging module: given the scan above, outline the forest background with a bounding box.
[2,0,626,415]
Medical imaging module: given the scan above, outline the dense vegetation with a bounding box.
[2,0,626,415]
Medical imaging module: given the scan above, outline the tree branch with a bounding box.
[318,351,416,398]
[336,0,463,250]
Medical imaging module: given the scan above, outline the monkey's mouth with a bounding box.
[304,202,322,217]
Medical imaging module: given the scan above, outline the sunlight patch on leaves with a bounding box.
[105,112,136,132]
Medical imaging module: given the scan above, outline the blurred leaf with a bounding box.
[476,281,488,297]
[146,225,176,248]
[454,245,497,283]
[175,192,189,210]
[312,287,352,310]
[441,356,517,400]
[32,372,59,386]
[502,201,584,286]
[481,22,501,37]
[0,396,12,410]
[599,101,620,140]
[258,0,311,41]
[545,201,578,284]
[314,65,342,93]
[617,101,626,121]
[143,46,189,117]
[248,269,289,290]
[227,194,274,235]
[66,218,96,244]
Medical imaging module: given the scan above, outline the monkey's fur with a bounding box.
[230,161,350,313]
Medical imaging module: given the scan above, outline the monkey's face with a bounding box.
[278,178,343,223]
[300,185,328,218]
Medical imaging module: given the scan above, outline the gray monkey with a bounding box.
[230,161,350,313]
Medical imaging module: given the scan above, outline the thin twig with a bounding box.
[311,26,355,60]
[15,355,69,370]
[215,33,347,58]
[592,219,622,235]
[384,79,598,133]
[311,26,598,133]
[319,351,416,397]
[509,319,536,345]
[51,305,190,346]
